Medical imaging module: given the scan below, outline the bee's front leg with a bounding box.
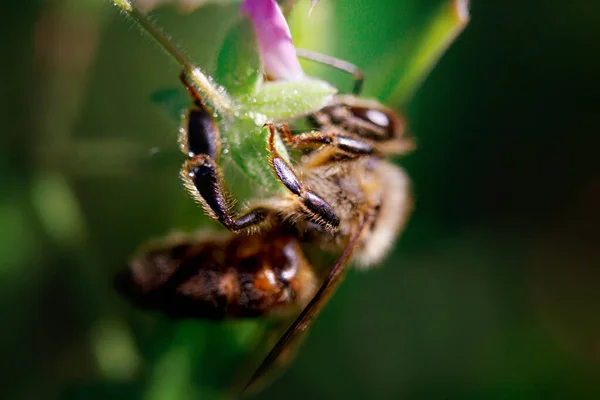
[279,123,374,155]
[278,123,376,168]
[266,124,340,231]
[179,71,270,232]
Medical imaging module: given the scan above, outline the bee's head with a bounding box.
[312,95,413,155]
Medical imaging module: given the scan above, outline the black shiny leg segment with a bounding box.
[184,108,220,159]
[182,155,268,232]
[267,124,340,230]
[178,70,269,232]
[178,71,221,160]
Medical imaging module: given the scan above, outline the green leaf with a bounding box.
[288,0,470,106]
[148,84,303,195]
[376,0,470,105]
[215,17,262,97]
[237,79,337,120]
[222,117,290,194]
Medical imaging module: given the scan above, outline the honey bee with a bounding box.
[116,52,414,390]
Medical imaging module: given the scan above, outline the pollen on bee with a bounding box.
[218,271,239,302]
[280,264,297,281]
[254,267,279,293]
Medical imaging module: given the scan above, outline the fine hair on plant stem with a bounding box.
[111,0,233,113]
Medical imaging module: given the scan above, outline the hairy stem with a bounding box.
[112,0,233,113]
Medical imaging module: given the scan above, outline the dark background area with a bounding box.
[1,0,599,399]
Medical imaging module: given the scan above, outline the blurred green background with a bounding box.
[2,0,600,399]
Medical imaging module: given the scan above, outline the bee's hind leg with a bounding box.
[266,124,340,231]
[181,156,269,232]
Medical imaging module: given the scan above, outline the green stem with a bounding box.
[112,0,233,113]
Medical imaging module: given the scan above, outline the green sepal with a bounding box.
[215,17,262,97]
[237,78,337,120]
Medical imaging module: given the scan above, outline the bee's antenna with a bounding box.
[111,0,232,113]
[295,48,364,95]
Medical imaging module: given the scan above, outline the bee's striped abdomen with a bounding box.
[116,232,316,319]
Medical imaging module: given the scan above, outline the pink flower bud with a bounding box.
[241,0,305,81]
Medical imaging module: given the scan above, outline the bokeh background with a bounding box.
[2,0,600,399]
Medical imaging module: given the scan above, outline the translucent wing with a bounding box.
[243,216,370,393]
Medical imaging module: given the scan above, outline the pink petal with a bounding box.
[241,0,305,81]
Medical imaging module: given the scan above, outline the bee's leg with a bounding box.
[180,70,204,107]
[280,122,376,168]
[178,71,222,160]
[279,123,374,156]
[266,124,340,231]
[295,48,364,95]
[178,71,269,232]
[181,155,269,232]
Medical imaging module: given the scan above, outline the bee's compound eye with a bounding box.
[351,107,392,131]
[364,109,390,128]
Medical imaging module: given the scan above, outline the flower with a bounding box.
[241,0,305,81]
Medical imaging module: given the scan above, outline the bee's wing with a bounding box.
[244,216,371,392]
